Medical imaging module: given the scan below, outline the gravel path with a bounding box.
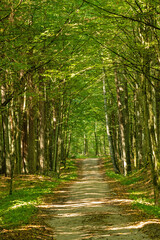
[45,158,151,240]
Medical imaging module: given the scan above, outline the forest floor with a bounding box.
[0,158,160,239]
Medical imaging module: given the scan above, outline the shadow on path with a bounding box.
[41,158,159,240]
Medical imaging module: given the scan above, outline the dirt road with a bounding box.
[44,158,154,240]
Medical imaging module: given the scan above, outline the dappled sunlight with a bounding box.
[1,158,154,240]
[1,158,158,240]
[105,198,133,204]
[106,219,160,231]
[55,212,84,218]
[0,224,54,240]
[45,216,160,239]
[75,180,105,184]
[43,159,158,239]
[39,200,108,209]
[11,202,33,209]
[57,231,82,235]
[54,190,67,194]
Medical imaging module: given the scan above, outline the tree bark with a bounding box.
[84,134,89,156]
[94,122,99,156]
[114,66,131,176]
[102,69,120,173]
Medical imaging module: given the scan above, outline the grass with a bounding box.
[132,202,160,218]
[0,159,77,229]
[129,190,160,217]
[106,170,143,185]
[105,159,160,218]
[0,180,59,229]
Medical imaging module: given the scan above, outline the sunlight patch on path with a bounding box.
[44,158,154,240]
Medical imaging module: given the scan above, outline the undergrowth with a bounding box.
[132,202,160,218]
[106,170,143,185]
[105,160,160,218]
[0,159,77,229]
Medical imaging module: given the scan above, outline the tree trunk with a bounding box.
[1,86,10,176]
[124,80,131,172]
[102,69,120,173]
[114,66,131,176]
[9,107,15,195]
[94,123,99,156]
[27,105,36,174]
[84,134,88,156]
[39,99,45,172]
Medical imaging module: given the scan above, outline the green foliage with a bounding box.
[106,166,160,218]
[0,159,77,229]
[121,175,143,185]
[130,192,153,203]
[132,202,160,218]
[106,170,142,185]
[0,204,37,229]
[0,180,58,229]
[60,159,78,181]
[1,0,160,223]
[106,170,123,180]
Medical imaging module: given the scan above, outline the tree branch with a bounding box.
[83,0,160,30]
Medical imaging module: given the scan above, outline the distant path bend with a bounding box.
[45,158,152,240]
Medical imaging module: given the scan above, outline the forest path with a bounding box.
[44,158,152,240]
